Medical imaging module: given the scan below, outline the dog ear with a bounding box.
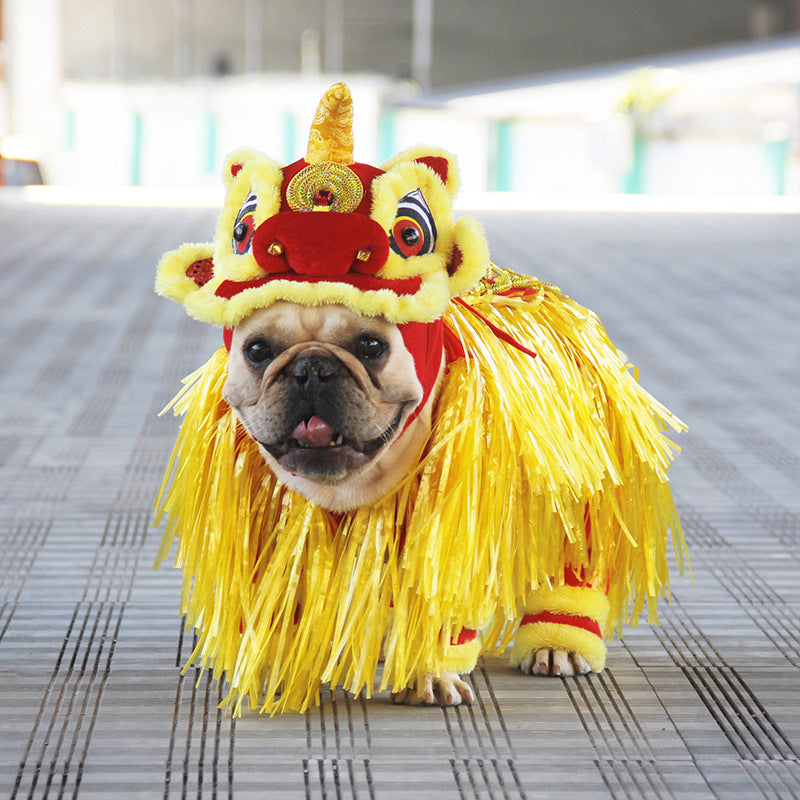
[155,242,216,306]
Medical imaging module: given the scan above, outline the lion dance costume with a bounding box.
[154,83,686,715]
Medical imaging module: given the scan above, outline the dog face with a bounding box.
[223,302,439,511]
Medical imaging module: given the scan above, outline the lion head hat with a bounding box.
[155,82,490,329]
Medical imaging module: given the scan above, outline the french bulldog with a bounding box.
[222,300,591,706]
[155,83,683,714]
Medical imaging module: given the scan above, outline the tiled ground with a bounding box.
[0,194,798,799]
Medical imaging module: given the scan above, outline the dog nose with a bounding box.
[290,355,338,388]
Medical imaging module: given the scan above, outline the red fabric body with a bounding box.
[252,211,390,277]
[397,319,444,434]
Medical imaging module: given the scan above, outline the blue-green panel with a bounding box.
[283,110,297,164]
[131,112,144,186]
[204,110,218,173]
[377,110,396,163]
[491,119,514,191]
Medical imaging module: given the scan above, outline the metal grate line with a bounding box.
[686,439,800,548]
[594,758,676,800]
[676,504,730,550]
[740,759,800,800]
[163,626,235,800]
[463,667,514,762]
[474,664,516,758]
[724,428,800,481]
[11,600,126,800]
[0,318,47,381]
[9,503,148,799]
[0,434,23,470]
[142,315,215,438]
[0,517,52,632]
[442,703,524,799]
[565,673,678,799]
[654,608,798,762]
[302,757,374,800]
[670,503,800,667]
[31,320,105,393]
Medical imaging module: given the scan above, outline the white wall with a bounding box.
[4,0,63,170]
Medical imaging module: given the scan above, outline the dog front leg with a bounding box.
[510,568,610,677]
[390,627,479,706]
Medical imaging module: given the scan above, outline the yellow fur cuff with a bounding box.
[439,636,482,675]
[509,621,607,673]
[526,585,610,632]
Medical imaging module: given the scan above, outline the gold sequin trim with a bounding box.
[469,263,560,298]
[286,162,364,213]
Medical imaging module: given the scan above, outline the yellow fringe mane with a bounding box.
[154,272,686,715]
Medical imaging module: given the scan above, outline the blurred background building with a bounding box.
[1,0,799,193]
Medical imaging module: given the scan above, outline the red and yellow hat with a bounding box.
[155,82,490,327]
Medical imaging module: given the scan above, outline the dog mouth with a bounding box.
[259,409,406,477]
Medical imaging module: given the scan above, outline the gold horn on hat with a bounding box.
[306,83,355,164]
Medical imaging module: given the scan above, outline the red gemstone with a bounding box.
[314,189,334,207]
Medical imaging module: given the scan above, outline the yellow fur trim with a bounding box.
[509,622,607,673]
[380,145,460,198]
[155,275,685,714]
[181,269,454,327]
[154,242,215,304]
[222,146,282,189]
[526,586,611,632]
[440,636,482,674]
[448,216,491,298]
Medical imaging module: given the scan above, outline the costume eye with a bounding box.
[244,339,273,367]
[389,189,436,258]
[232,192,257,254]
[355,336,387,361]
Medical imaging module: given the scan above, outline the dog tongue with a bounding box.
[293,416,335,447]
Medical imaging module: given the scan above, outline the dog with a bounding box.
[155,83,685,714]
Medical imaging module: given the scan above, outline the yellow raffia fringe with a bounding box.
[154,272,686,715]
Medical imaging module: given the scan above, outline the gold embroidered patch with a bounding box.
[286,161,364,213]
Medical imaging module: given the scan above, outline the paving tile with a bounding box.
[1,197,799,798]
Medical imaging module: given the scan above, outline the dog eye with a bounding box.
[244,340,273,366]
[355,336,387,360]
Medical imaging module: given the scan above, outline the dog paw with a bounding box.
[390,671,474,707]
[518,648,591,677]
